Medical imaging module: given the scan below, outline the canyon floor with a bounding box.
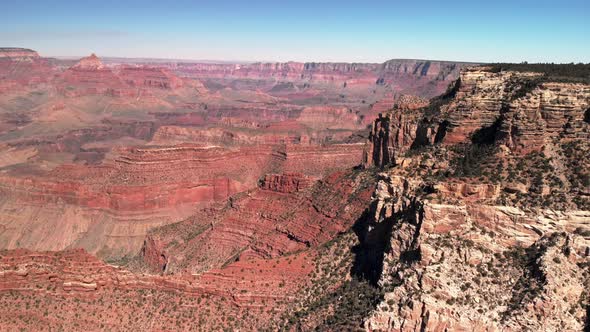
[0,48,588,331]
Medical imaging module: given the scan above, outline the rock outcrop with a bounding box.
[260,173,311,193]
[366,67,590,167]
[364,67,590,183]
[0,48,40,59]
[0,48,53,92]
[117,65,184,90]
[360,173,589,331]
[71,53,104,70]
[442,68,590,151]
[281,65,590,331]
[58,54,128,96]
[363,106,433,168]
[55,53,194,97]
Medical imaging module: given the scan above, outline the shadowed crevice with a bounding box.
[584,303,590,332]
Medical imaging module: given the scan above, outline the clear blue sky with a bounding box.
[0,0,588,63]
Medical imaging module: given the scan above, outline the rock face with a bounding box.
[117,65,183,90]
[274,65,589,331]
[297,106,363,130]
[139,170,374,274]
[365,66,590,212]
[0,48,40,59]
[365,113,396,168]
[0,145,271,257]
[360,173,589,331]
[363,101,433,168]
[364,66,590,167]
[282,143,365,176]
[151,124,358,146]
[0,142,365,259]
[58,54,128,96]
[71,53,104,70]
[349,65,590,331]
[177,59,474,98]
[260,173,311,193]
[0,48,53,92]
[55,53,196,97]
[442,68,590,152]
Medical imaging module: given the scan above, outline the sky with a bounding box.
[0,0,588,63]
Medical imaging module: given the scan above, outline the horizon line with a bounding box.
[6,47,588,65]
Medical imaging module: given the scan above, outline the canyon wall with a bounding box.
[139,170,374,274]
[0,48,53,92]
[350,65,590,331]
[176,59,473,98]
[365,67,590,168]
[54,54,197,97]
[360,174,589,331]
[0,142,365,259]
[0,48,39,59]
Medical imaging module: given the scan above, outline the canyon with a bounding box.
[0,48,467,261]
[0,47,588,331]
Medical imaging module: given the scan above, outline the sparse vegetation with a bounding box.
[487,63,590,84]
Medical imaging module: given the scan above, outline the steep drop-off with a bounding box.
[279,64,590,331]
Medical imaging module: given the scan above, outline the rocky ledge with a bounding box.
[0,48,40,59]
[361,173,589,331]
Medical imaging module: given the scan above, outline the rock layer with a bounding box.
[177,59,474,98]
[361,174,590,331]
[364,67,590,168]
[140,170,375,274]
